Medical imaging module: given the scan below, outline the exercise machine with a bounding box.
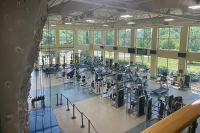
[152,72,169,94]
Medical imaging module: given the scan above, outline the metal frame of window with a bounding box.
[40,29,55,45]
[136,28,152,48]
[158,27,180,51]
[94,49,101,60]
[157,57,178,76]
[59,30,74,45]
[78,30,90,44]
[118,52,130,66]
[105,51,114,63]
[118,29,131,47]
[94,30,101,45]
[60,50,73,64]
[78,49,90,62]
[188,26,200,52]
[105,30,114,46]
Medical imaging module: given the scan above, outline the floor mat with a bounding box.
[29,107,60,133]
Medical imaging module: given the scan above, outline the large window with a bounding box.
[105,51,114,64]
[188,26,200,52]
[119,29,131,47]
[118,52,130,66]
[157,57,178,78]
[78,30,90,44]
[94,31,101,45]
[187,61,200,86]
[59,30,73,45]
[39,51,55,65]
[78,49,90,63]
[136,28,152,48]
[60,50,73,65]
[105,30,114,46]
[158,27,181,50]
[94,50,101,61]
[135,55,151,70]
[40,29,55,45]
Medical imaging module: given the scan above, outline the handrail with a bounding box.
[141,97,200,133]
[61,94,98,133]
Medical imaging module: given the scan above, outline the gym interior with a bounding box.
[1,0,200,133]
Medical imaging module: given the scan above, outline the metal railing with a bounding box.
[55,93,98,133]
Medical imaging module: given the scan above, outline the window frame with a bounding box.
[94,30,101,45]
[78,30,90,45]
[118,52,130,66]
[105,51,114,64]
[188,26,200,53]
[158,27,181,51]
[105,30,114,46]
[40,29,55,45]
[59,30,74,45]
[118,29,131,47]
[136,28,152,49]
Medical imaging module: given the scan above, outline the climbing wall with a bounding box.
[0,0,47,132]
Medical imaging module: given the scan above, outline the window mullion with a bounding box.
[143,29,144,48]
[168,28,170,50]
[124,30,126,47]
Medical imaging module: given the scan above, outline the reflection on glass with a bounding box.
[158,27,181,50]
[136,28,152,48]
[78,30,90,44]
[187,61,200,86]
[105,30,114,46]
[94,30,101,44]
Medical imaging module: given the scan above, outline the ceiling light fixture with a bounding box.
[86,20,94,22]
[51,25,56,26]
[127,22,135,24]
[103,25,109,26]
[164,19,175,21]
[189,5,200,9]
[120,15,133,18]
[65,23,72,24]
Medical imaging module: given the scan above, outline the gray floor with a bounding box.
[30,70,200,133]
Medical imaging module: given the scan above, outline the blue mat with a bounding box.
[186,94,200,101]
[29,107,60,133]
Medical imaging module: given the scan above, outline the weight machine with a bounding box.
[171,70,190,91]
[111,74,125,108]
[31,95,45,108]
[126,86,145,117]
[146,95,184,121]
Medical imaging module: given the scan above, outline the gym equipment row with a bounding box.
[146,94,184,121]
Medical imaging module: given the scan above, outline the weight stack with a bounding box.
[110,59,113,68]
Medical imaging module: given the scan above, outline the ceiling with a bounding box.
[47,0,200,29]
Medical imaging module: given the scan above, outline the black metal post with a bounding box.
[56,93,59,106]
[80,112,85,128]
[66,98,70,111]
[60,93,63,105]
[71,104,76,119]
[88,120,90,133]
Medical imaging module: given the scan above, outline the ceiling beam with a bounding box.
[71,0,199,21]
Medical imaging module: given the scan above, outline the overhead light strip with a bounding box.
[189,5,200,9]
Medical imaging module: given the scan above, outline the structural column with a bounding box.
[150,27,158,77]
[90,30,94,57]
[55,49,60,64]
[114,29,118,63]
[54,29,60,64]
[130,28,136,64]
[55,29,60,46]
[101,29,105,64]
[73,30,78,53]
[178,26,189,74]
